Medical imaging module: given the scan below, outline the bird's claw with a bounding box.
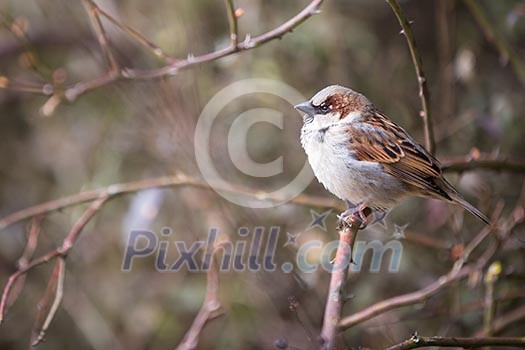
[337,208,368,229]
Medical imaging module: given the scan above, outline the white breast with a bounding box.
[300,121,405,209]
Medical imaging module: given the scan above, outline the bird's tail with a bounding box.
[451,193,491,225]
[440,179,491,225]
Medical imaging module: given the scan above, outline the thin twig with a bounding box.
[120,0,324,79]
[224,0,239,47]
[463,0,525,84]
[31,257,66,346]
[386,335,525,350]
[82,0,119,73]
[93,3,175,63]
[339,206,507,330]
[0,216,43,322]
[320,214,363,350]
[64,71,119,102]
[0,174,343,231]
[1,0,324,101]
[386,0,435,154]
[451,201,503,273]
[0,77,53,95]
[175,254,223,350]
[2,152,523,231]
[338,264,473,330]
[0,197,107,323]
[18,216,44,269]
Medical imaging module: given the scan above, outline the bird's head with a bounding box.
[294,85,372,126]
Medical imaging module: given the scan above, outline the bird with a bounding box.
[294,85,490,226]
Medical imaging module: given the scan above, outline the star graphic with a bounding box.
[284,231,301,248]
[391,223,409,240]
[368,211,388,229]
[307,209,332,231]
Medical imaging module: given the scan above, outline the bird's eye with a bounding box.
[319,104,330,113]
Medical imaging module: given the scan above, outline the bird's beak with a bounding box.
[294,101,315,116]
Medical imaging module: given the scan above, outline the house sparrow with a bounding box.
[295,85,490,225]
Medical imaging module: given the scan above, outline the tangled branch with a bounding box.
[0,197,107,330]
[339,200,524,331]
[0,0,325,107]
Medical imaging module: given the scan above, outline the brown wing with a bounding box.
[348,111,452,200]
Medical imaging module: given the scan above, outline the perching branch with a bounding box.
[386,0,435,154]
[320,213,365,350]
[386,334,525,350]
[3,151,525,232]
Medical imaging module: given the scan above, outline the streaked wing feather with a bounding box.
[348,111,446,198]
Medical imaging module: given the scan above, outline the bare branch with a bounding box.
[2,153,523,232]
[386,335,525,350]
[0,0,324,101]
[339,205,507,330]
[121,0,324,79]
[0,197,107,323]
[64,71,119,102]
[175,254,223,350]
[386,0,435,154]
[338,264,472,330]
[320,213,364,350]
[0,174,343,231]
[224,0,239,47]
[31,257,66,346]
[93,2,175,63]
[0,77,53,95]
[18,216,44,269]
[82,0,119,73]
[0,216,43,321]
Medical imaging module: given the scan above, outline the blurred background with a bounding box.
[0,0,524,349]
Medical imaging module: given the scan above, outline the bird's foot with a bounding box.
[337,203,370,229]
